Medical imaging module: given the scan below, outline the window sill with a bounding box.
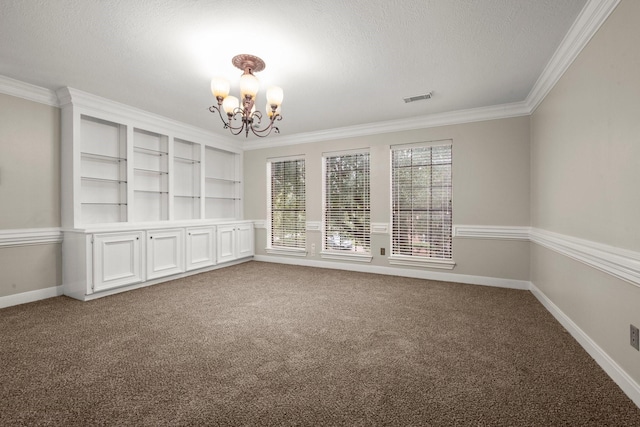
[320,251,373,263]
[388,255,456,270]
[266,247,308,257]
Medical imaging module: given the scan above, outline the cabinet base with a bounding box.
[64,257,253,301]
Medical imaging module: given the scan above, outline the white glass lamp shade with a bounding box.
[222,96,239,114]
[240,73,260,98]
[266,103,281,118]
[211,77,230,99]
[266,86,284,107]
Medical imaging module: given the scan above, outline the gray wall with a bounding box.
[530,0,640,383]
[244,116,531,281]
[0,93,61,297]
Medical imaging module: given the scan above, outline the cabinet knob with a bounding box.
[150,236,153,239]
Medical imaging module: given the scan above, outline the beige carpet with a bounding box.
[1,261,639,426]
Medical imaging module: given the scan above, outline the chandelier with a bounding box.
[209,54,283,138]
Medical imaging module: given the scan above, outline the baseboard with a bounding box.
[0,285,64,309]
[530,282,640,408]
[253,254,531,290]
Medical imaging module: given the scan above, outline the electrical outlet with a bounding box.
[631,324,639,351]
[380,248,385,255]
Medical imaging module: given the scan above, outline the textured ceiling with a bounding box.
[0,0,587,140]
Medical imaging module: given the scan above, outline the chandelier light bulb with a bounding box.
[240,72,260,99]
[211,77,230,99]
[222,96,239,115]
[266,86,284,107]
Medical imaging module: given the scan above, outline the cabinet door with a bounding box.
[93,232,143,292]
[186,227,215,271]
[216,225,236,264]
[236,223,254,258]
[147,229,185,280]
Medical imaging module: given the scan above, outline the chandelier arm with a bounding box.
[225,108,249,133]
[209,105,230,128]
[249,114,282,137]
[249,123,279,137]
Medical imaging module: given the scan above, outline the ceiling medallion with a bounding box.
[209,54,283,138]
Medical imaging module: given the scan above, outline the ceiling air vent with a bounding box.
[403,92,433,103]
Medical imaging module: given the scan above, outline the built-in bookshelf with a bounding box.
[58,87,252,303]
[59,87,243,229]
[205,146,241,219]
[132,129,169,222]
[79,116,127,225]
[173,138,202,220]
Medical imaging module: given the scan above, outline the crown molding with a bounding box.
[242,101,530,151]
[0,75,59,107]
[243,0,621,151]
[57,87,240,152]
[525,0,621,112]
[0,0,620,150]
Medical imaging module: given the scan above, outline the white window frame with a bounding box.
[321,149,372,263]
[266,156,307,257]
[389,140,455,269]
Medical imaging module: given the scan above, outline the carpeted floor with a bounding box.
[1,261,639,426]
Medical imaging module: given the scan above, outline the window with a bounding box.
[323,150,370,258]
[391,142,453,267]
[267,158,306,251]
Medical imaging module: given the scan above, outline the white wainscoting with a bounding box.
[0,227,63,308]
[455,225,640,289]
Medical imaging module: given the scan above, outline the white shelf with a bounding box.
[60,88,244,228]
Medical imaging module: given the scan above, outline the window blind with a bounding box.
[269,159,306,249]
[323,151,370,253]
[391,144,452,259]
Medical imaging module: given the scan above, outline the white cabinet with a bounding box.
[93,232,143,292]
[217,223,254,263]
[186,227,216,271]
[237,223,254,258]
[58,88,252,301]
[146,229,185,280]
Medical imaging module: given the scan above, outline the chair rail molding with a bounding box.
[529,228,640,289]
[453,225,531,240]
[371,223,389,234]
[0,227,63,248]
[456,224,640,289]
